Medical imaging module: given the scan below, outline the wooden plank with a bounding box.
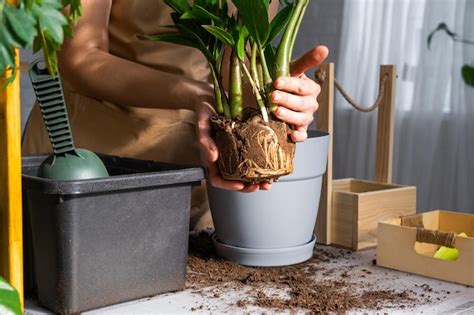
[0,47,24,308]
[375,65,397,184]
[315,63,334,245]
[357,186,416,250]
[349,179,403,193]
[332,178,352,192]
[331,191,356,249]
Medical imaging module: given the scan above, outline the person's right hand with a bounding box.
[195,102,272,193]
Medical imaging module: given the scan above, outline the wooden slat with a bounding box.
[375,65,397,184]
[331,190,356,249]
[0,46,24,309]
[357,185,416,250]
[315,63,334,245]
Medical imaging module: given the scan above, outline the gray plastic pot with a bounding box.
[207,130,329,266]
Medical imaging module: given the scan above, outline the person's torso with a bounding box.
[108,0,210,82]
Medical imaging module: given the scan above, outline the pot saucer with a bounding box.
[212,234,316,267]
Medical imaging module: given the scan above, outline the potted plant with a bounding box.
[148,0,329,266]
[0,0,82,81]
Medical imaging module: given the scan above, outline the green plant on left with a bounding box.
[0,277,21,315]
[0,0,82,84]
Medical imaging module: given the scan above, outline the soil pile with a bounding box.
[186,231,429,313]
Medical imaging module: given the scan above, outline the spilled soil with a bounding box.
[186,230,434,313]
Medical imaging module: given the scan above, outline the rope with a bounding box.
[315,69,389,113]
[416,228,457,248]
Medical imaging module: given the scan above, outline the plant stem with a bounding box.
[258,46,273,90]
[210,65,231,118]
[250,43,261,90]
[275,0,309,78]
[268,0,309,112]
[257,63,264,91]
[260,46,277,111]
[241,61,269,123]
[288,0,309,58]
[229,51,243,119]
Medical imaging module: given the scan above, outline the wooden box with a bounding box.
[314,64,418,249]
[331,178,416,251]
[378,210,474,287]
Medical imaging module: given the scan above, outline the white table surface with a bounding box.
[25,245,474,314]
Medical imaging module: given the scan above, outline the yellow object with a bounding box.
[0,42,24,311]
[434,232,467,261]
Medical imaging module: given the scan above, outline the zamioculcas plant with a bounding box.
[146,0,308,183]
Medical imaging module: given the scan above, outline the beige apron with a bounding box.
[22,0,213,229]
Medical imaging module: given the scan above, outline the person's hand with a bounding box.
[196,102,272,192]
[271,45,329,142]
[196,45,329,192]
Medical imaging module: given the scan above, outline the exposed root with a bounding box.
[211,113,295,183]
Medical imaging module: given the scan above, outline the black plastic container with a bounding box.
[22,154,204,314]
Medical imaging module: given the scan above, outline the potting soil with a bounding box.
[186,230,436,313]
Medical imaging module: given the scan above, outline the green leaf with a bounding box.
[177,24,215,62]
[23,0,35,10]
[0,41,15,75]
[202,25,234,47]
[181,5,224,27]
[4,4,36,48]
[262,0,271,10]
[62,0,83,24]
[39,30,61,76]
[232,0,269,46]
[267,4,294,45]
[164,0,191,14]
[32,0,68,44]
[1,0,80,80]
[0,277,22,315]
[0,2,36,74]
[462,64,474,87]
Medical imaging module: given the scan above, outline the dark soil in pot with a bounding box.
[211,110,295,183]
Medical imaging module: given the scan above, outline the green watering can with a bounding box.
[29,59,109,180]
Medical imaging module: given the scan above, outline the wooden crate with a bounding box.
[315,64,417,250]
[378,210,474,287]
[331,178,416,250]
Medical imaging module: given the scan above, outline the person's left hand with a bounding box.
[271,45,329,142]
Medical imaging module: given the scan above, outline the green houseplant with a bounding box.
[146,0,309,183]
[0,0,82,81]
[148,0,330,267]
